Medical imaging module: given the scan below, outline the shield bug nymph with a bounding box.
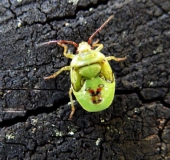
[40,15,126,119]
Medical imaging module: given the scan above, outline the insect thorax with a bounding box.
[71,49,105,68]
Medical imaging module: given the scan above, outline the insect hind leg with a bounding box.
[106,56,126,62]
[68,87,75,120]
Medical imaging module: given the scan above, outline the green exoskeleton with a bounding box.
[41,15,126,119]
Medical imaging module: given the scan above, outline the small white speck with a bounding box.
[6,134,15,140]
[17,18,22,27]
[65,23,69,26]
[89,8,93,11]
[149,81,154,86]
[96,138,101,146]
[68,0,79,5]
[153,45,163,54]
[55,131,63,137]
[100,119,105,123]
[68,131,74,135]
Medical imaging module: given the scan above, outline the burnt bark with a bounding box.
[0,0,170,159]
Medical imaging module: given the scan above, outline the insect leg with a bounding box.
[93,43,103,52]
[92,39,100,45]
[38,40,77,59]
[92,39,103,51]
[44,66,71,80]
[106,56,127,62]
[68,87,75,120]
[57,42,74,59]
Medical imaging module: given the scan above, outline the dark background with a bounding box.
[0,0,170,159]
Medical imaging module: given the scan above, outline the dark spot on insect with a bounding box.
[89,90,95,96]
[92,99,97,103]
[96,90,100,95]
[86,86,103,104]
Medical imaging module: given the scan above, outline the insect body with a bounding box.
[73,77,115,112]
[41,15,126,119]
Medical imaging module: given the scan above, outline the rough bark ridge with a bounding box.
[0,0,170,159]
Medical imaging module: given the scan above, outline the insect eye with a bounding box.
[98,84,104,88]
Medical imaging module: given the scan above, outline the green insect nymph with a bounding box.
[41,15,126,119]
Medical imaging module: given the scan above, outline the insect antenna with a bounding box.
[88,15,114,45]
[37,40,78,48]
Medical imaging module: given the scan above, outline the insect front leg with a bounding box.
[93,43,103,52]
[68,87,75,120]
[39,40,76,59]
[44,66,71,79]
[57,42,74,59]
